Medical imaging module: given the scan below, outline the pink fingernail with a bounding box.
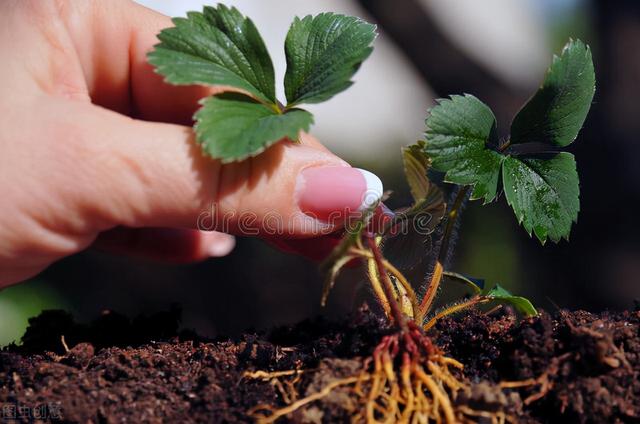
[296,167,383,222]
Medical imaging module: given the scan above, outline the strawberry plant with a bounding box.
[149,6,594,422]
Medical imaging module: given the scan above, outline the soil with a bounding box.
[1,305,639,423]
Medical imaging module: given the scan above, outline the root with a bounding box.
[247,323,506,423]
[249,376,363,423]
[498,351,572,405]
[457,405,508,424]
[500,374,551,406]
[61,335,70,353]
[244,370,307,406]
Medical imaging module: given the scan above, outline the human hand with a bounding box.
[0,0,383,287]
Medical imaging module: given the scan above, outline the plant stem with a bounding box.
[366,234,408,332]
[351,247,420,321]
[419,186,470,318]
[499,139,511,152]
[419,261,443,319]
[383,260,420,320]
[423,296,490,331]
[367,258,391,317]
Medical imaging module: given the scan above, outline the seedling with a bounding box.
[149,5,594,422]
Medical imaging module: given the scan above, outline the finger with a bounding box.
[94,227,235,263]
[59,0,212,123]
[269,234,343,262]
[63,101,383,238]
[298,132,333,154]
[269,204,395,261]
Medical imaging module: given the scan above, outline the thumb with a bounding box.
[82,104,383,238]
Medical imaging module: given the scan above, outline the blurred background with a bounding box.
[2,0,639,345]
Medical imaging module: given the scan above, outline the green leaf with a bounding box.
[510,39,595,147]
[421,41,593,243]
[483,284,538,317]
[284,13,376,106]
[424,95,504,203]
[443,271,483,294]
[502,152,579,243]
[148,5,276,103]
[194,94,313,163]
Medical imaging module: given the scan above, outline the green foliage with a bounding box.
[502,153,579,243]
[510,39,595,147]
[442,271,483,295]
[424,39,594,243]
[443,273,537,317]
[425,95,503,203]
[284,13,376,106]
[149,5,376,163]
[148,5,276,103]
[483,284,538,317]
[194,94,313,163]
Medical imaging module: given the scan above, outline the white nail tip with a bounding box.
[356,168,384,210]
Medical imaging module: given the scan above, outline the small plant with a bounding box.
[149,6,595,423]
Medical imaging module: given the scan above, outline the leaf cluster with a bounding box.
[148,5,376,162]
[424,40,595,243]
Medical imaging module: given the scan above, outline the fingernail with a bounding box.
[205,233,236,257]
[296,167,383,222]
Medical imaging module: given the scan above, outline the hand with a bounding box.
[0,0,382,287]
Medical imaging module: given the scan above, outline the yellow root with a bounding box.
[248,376,363,424]
[457,405,509,424]
[499,374,551,405]
[246,353,505,423]
[244,370,307,406]
[244,370,305,380]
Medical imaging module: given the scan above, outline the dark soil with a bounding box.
[1,305,639,423]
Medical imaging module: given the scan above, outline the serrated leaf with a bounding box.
[502,152,579,243]
[510,39,595,147]
[425,95,504,203]
[194,94,313,163]
[483,284,538,317]
[284,13,376,106]
[148,5,276,103]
